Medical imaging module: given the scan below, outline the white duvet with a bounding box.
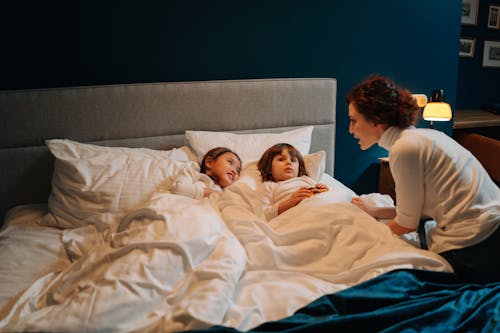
[0,174,452,333]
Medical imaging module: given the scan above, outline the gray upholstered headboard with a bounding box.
[0,78,337,222]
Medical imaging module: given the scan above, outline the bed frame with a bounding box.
[0,78,337,224]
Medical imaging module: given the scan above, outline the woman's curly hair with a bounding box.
[346,75,419,128]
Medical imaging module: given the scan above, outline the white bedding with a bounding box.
[0,170,452,332]
[0,193,246,332]
[0,205,70,308]
[217,173,452,328]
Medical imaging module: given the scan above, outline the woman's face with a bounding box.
[271,148,299,182]
[348,103,385,150]
[205,152,241,188]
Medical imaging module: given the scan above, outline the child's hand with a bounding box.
[291,187,316,200]
[278,187,314,215]
[308,183,329,194]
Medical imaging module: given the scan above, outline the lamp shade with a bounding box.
[423,102,452,121]
[422,89,452,121]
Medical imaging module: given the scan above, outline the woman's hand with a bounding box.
[386,219,415,235]
[351,197,396,219]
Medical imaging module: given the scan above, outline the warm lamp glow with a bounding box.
[421,89,453,127]
[412,94,428,108]
[422,102,452,121]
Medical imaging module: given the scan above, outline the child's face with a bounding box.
[271,148,299,182]
[205,152,241,188]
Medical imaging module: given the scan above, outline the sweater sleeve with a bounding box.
[262,182,279,221]
[170,165,215,200]
[390,139,425,230]
[171,180,205,199]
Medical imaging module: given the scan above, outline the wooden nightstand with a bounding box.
[378,157,396,203]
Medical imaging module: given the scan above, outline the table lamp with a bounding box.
[422,89,452,128]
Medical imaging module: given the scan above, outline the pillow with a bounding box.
[304,150,326,182]
[185,126,313,165]
[42,139,197,229]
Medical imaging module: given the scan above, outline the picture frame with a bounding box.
[482,40,500,68]
[459,38,476,58]
[461,0,479,25]
[487,5,500,29]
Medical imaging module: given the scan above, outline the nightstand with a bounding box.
[378,157,396,203]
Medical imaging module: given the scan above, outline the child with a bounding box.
[257,143,328,220]
[171,147,242,199]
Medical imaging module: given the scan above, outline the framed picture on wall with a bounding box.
[459,38,476,57]
[482,40,500,68]
[487,5,500,29]
[461,0,479,25]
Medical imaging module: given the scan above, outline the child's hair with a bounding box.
[200,147,242,174]
[257,143,308,182]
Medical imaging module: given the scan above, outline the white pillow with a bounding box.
[43,139,197,229]
[304,150,326,182]
[185,126,313,165]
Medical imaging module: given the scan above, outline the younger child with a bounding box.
[171,147,242,199]
[257,143,328,220]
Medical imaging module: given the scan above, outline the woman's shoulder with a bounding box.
[389,129,431,161]
[395,128,436,146]
[394,131,422,149]
[392,128,458,163]
[399,128,456,147]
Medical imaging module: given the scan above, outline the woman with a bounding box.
[346,74,500,283]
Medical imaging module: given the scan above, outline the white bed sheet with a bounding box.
[0,173,452,333]
[0,205,70,308]
[217,172,452,329]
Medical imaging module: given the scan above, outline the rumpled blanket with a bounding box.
[215,176,452,329]
[0,193,246,332]
[0,176,453,332]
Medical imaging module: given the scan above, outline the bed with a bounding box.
[0,78,497,332]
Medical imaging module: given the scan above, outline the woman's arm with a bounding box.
[389,138,426,231]
[351,197,396,219]
[385,219,416,235]
[351,197,415,234]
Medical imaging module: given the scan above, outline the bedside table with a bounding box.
[379,157,396,203]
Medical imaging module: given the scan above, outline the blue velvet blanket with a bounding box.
[190,269,500,332]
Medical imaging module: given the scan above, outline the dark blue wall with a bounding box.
[457,0,500,109]
[1,1,461,194]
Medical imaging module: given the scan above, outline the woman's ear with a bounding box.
[375,122,389,131]
[374,122,389,139]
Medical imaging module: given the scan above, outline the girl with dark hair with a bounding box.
[171,147,241,199]
[347,74,500,283]
[257,143,328,220]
